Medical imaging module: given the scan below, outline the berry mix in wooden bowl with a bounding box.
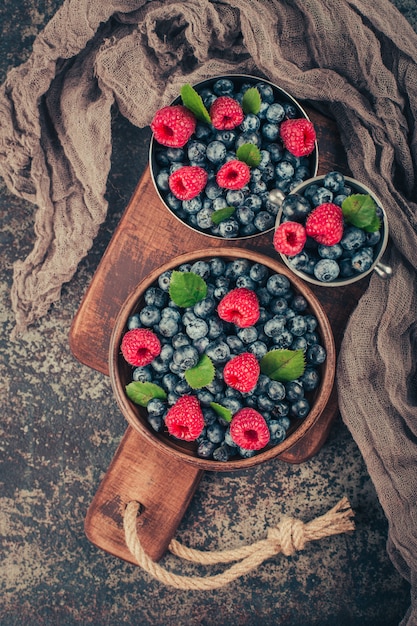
[149,75,318,239]
[109,249,335,471]
[273,172,390,286]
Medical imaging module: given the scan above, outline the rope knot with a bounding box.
[268,517,306,556]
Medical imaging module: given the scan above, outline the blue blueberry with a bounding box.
[323,171,345,193]
[267,380,286,401]
[267,273,291,296]
[206,140,227,164]
[281,193,311,220]
[341,226,366,251]
[187,140,207,164]
[306,344,327,365]
[300,367,320,391]
[185,318,209,340]
[351,249,374,273]
[275,160,295,181]
[213,78,234,95]
[132,366,153,382]
[197,440,216,458]
[240,113,261,132]
[290,398,310,418]
[206,339,231,364]
[127,313,141,329]
[318,243,343,259]
[313,259,340,282]
[268,420,287,443]
[285,380,304,401]
[287,315,307,337]
[311,186,333,206]
[218,218,240,238]
[172,345,199,370]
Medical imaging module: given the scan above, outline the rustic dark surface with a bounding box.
[1,2,416,625]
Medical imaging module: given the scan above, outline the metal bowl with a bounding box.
[149,74,319,240]
[273,175,390,287]
[109,248,335,471]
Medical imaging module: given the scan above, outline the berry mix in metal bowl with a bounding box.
[273,172,390,286]
[149,75,318,239]
[109,249,335,471]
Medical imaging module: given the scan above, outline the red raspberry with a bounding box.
[217,287,260,328]
[273,221,307,256]
[216,160,250,190]
[210,96,244,130]
[280,118,316,157]
[223,352,260,393]
[305,202,344,246]
[121,328,161,367]
[169,166,208,200]
[165,395,205,441]
[230,408,270,450]
[150,105,196,148]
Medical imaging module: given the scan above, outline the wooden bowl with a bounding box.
[109,249,335,471]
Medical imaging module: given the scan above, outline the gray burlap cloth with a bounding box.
[1,0,416,621]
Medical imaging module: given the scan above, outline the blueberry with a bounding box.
[172,345,199,370]
[323,171,345,193]
[272,401,290,417]
[291,336,308,351]
[249,263,269,283]
[256,82,274,103]
[307,344,327,365]
[265,102,285,123]
[262,123,280,141]
[272,329,294,348]
[283,102,298,118]
[185,318,209,340]
[214,276,230,299]
[193,336,210,354]
[313,259,340,282]
[158,270,172,291]
[267,380,286,401]
[209,257,227,276]
[281,193,311,220]
[226,189,245,206]
[341,226,366,251]
[144,286,169,308]
[339,258,355,278]
[147,398,166,417]
[206,339,231,364]
[196,389,215,406]
[236,275,256,290]
[236,206,255,225]
[270,298,288,315]
[156,170,170,191]
[268,143,284,162]
[304,314,318,332]
[303,183,320,203]
[236,131,261,149]
[240,114,261,132]
[365,230,381,246]
[175,378,192,395]
[288,251,310,271]
[247,340,268,359]
[190,260,211,279]
[213,197,228,211]
[194,122,213,141]
[206,140,227,163]
[127,313,141,329]
[237,326,258,344]
[213,444,232,462]
[132,366,153,382]
[268,420,287,443]
[148,414,164,432]
[187,140,207,164]
[290,398,310,418]
[275,160,295,181]
[194,296,216,319]
[285,380,304,401]
[254,211,274,231]
[226,335,245,353]
[311,186,333,206]
[205,180,223,199]
[214,130,237,148]
[291,294,308,312]
[287,315,307,337]
[222,397,243,414]
[318,243,343,259]
[225,258,252,279]
[264,315,286,337]
[139,305,161,327]
[162,372,180,392]
[267,273,291,296]
[218,218,240,238]
[300,367,320,391]
[351,249,374,273]
[158,316,179,337]
[197,440,216,458]
[213,78,234,95]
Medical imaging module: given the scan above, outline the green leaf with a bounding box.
[185,354,215,389]
[210,402,233,423]
[211,206,236,225]
[180,83,211,124]
[363,211,381,233]
[342,194,381,231]
[169,270,208,307]
[260,349,306,382]
[125,381,167,407]
[242,87,261,115]
[236,143,262,167]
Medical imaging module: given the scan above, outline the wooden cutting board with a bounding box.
[70,106,370,563]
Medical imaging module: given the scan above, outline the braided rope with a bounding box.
[123,497,355,590]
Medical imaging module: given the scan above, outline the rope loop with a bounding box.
[123,497,355,590]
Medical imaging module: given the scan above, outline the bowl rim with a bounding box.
[149,73,319,241]
[274,174,390,287]
[109,248,336,472]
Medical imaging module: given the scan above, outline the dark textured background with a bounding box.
[1,2,416,625]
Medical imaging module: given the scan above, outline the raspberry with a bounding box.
[121,328,161,367]
[273,221,307,256]
[169,166,208,200]
[165,395,205,441]
[217,287,260,328]
[279,118,316,157]
[216,160,250,190]
[210,96,244,130]
[223,352,260,393]
[150,105,196,148]
[305,202,344,246]
[230,408,270,450]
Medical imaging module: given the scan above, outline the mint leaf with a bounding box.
[260,349,306,382]
[342,194,381,231]
[210,402,233,423]
[126,381,167,407]
[185,354,215,389]
[169,270,208,307]
[242,87,261,115]
[180,83,211,124]
[211,206,236,224]
[236,143,261,167]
